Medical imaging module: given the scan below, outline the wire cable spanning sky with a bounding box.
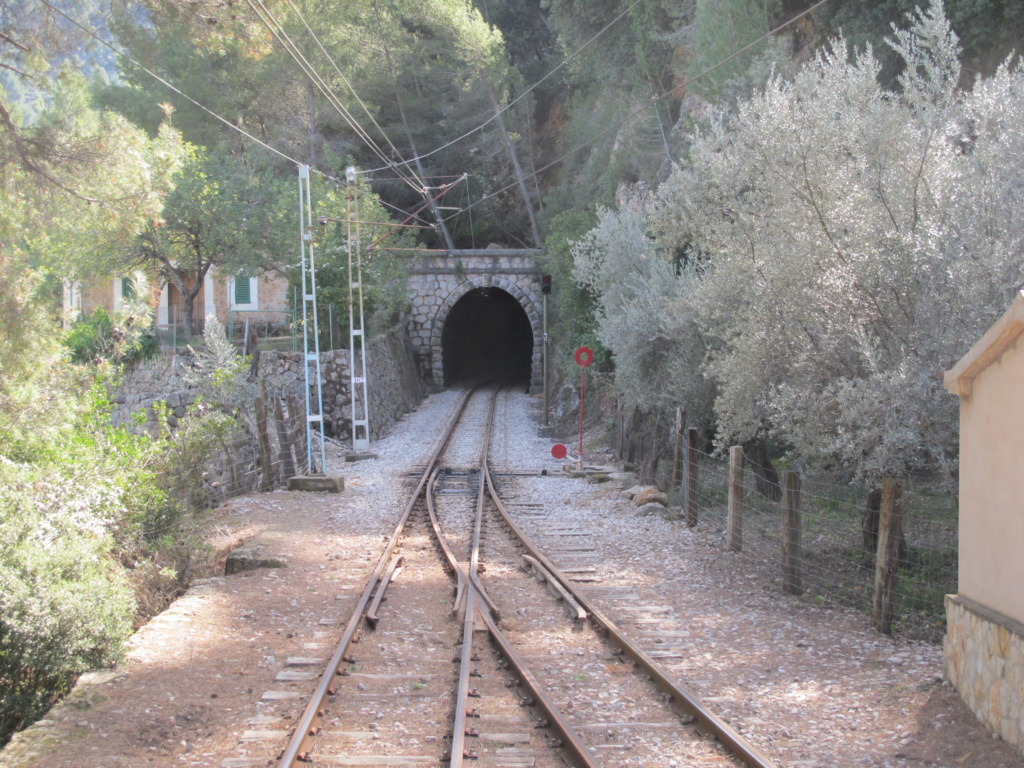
[39,0,834,234]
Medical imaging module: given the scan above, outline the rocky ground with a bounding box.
[1,389,1021,768]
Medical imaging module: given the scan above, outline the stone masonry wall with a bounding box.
[406,251,544,392]
[257,327,422,441]
[111,350,195,430]
[945,595,1024,756]
[112,326,422,443]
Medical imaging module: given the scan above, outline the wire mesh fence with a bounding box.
[154,303,348,353]
[227,310,298,352]
[675,440,956,642]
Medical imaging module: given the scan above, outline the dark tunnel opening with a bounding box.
[442,287,534,387]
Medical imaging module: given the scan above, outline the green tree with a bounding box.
[685,0,782,99]
[120,145,293,336]
[300,174,418,336]
[1,69,181,278]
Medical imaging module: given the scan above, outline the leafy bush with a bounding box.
[0,463,136,743]
[64,305,159,365]
[581,2,1024,481]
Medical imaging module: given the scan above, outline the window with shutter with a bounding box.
[121,277,135,300]
[234,276,251,305]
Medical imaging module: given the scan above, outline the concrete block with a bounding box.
[286,475,344,493]
[345,452,379,463]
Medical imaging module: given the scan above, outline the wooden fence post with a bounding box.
[685,428,699,527]
[671,408,686,490]
[872,477,904,634]
[273,396,296,481]
[727,445,744,551]
[782,470,803,595]
[255,381,274,491]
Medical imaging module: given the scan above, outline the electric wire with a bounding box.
[47,0,834,243]
[462,0,836,217]
[243,0,425,194]
[359,0,649,174]
[38,0,309,172]
[282,0,408,165]
[37,0,438,230]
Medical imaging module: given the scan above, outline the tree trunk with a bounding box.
[486,82,542,247]
[742,436,781,501]
[180,291,195,339]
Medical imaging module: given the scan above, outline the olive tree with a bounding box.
[571,203,716,425]
[579,1,1024,481]
[649,0,1024,479]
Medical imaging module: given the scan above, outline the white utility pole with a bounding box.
[346,166,371,451]
[298,165,327,474]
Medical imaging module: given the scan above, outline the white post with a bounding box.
[346,166,370,451]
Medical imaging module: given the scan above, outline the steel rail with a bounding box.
[476,605,601,767]
[467,388,500,621]
[448,589,479,765]
[276,388,476,767]
[444,385,599,768]
[425,467,468,614]
[483,461,781,768]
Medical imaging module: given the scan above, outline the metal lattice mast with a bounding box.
[346,166,371,451]
[298,165,327,474]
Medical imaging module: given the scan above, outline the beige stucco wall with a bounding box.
[957,332,1024,625]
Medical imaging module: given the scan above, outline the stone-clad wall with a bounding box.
[945,595,1024,755]
[112,327,423,442]
[111,352,195,430]
[257,328,422,441]
[406,250,544,391]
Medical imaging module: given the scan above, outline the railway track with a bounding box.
[243,386,778,768]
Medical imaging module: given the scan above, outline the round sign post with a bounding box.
[574,346,593,470]
[551,443,568,460]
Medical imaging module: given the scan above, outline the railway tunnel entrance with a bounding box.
[441,287,534,387]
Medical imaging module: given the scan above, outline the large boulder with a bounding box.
[633,487,668,508]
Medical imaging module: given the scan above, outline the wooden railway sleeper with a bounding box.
[522,554,587,626]
[365,555,403,626]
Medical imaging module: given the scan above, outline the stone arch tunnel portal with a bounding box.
[441,287,534,387]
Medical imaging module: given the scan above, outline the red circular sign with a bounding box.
[574,346,594,367]
[551,443,568,460]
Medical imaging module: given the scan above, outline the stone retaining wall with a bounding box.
[945,594,1024,756]
[256,328,422,441]
[111,327,422,442]
[110,351,195,430]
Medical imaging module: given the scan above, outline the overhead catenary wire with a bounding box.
[281,0,412,172]
[464,0,836,218]
[358,0,650,174]
[37,0,444,237]
[38,0,311,172]
[46,0,835,244]
[243,0,425,195]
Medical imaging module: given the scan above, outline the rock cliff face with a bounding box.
[111,327,424,442]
